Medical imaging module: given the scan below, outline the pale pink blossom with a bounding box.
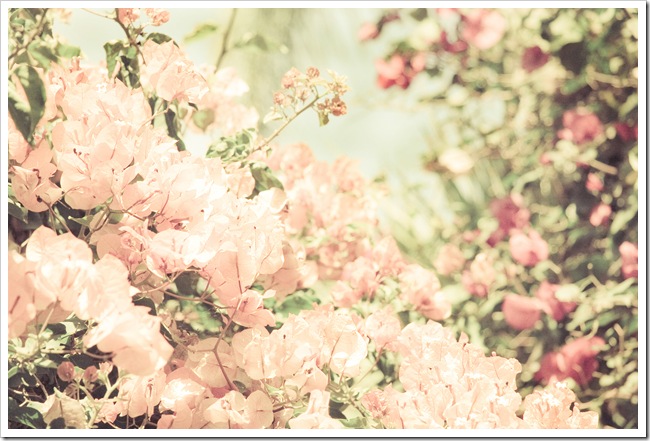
[140,40,209,103]
[585,173,604,192]
[523,382,599,428]
[288,390,343,429]
[363,306,401,351]
[433,243,465,276]
[399,264,451,321]
[462,252,495,297]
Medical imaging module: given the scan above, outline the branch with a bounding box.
[215,8,238,71]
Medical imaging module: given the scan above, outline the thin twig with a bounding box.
[215,9,238,71]
[258,94,321,150]
[8,8,50,68]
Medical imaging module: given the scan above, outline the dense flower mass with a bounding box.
[6,6,638,432]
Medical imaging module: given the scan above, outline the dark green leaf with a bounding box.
[146,32,174,45]
[557,41,588,75]
[8,397,46,429]
[340,417,367,428]
[28,42,58,69]
[250,162,284,193]
[103,40,126,79]
[9,64,46,144]
[192,109,215,130]
[165,108,186,151]
[8,197,29,224]
[133,296,157,316]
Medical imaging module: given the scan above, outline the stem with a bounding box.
[587,159,617,175]
[258,94,321,150]
[215,9,238,71]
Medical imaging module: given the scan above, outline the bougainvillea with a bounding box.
[5,6,640,433]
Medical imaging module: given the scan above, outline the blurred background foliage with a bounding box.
[50,7,640,429]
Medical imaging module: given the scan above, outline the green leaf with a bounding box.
[340,417,367,428]
[250,162,284,193]
[165,107,186,151]
[28,42,58,69]
[103,40,126,79]
[191,108,215,131]
[9,64,46,144]
[56,42,81,59]
[8,197,29,224]
[234,32,288,54]
[8,397,46,429]
[184,23,218,42]
[146,32,174,45]
[610,208,637,235]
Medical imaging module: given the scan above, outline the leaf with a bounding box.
[146,32,174,45]
[28,42,58,69]
[56,42,81,59]
[250,162,284,193]
[103,40,126,79]
[234,32,288,54]
[164,107,186,151]
[340,417,367,428]
[8,397,46,429]
[184,22,218,42]
[557,41,588,75]
[44,391,87,428]
[555,284,582,302]
[610,208,637,235]
[9,64,46,144]
[191,108,215,130]
[8,197,29,224]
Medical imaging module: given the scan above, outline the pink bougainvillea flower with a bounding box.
[288,390,343,429]
[433,243,465,276]
[509,229,549,267]
[363,306,402,351]
[523,381,599,428]
[116,8,140,25]
[585,173,604,193]
[116,369,166,418]
[535,337,606,386]
[140,40,209,103]
[557,108,604,145]
[502,294,543,330]
[488,194,531,245]
[461,9,507,50]
[462,252,495,297]
[619,241,638,279]
[399,264,451,321]
[534,281,577,322]
[589,202,612,227]
[521,46,550,72]
[375,52,425,89]
[144,8,170,26]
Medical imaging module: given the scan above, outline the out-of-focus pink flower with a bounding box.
[117,8,140,26]
[614,122,638,142]
[461,10,507,50]
[399,264,451,321]
[521,46,549,72]
[535,281,576,322]
[589,202,611,227]
[509,229,549,267]
[585,173,604,193]
[461,252,495,297]
[502,294,543,330]
[144,8,170,26]
[434,243,465,276]
[619,241,638,279]
[358,22,380,41]
[557,108,604,145]
[488,194,531,245]
[375,53,425,89]
[440,31,469,53]
[535,337,605,386]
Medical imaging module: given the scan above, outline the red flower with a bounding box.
[619,241,638,279]
[521,46,549,73]
[535,337,605,386]
[557,108,604,145]
[614,122,638,142]
[509,229,549,267]
[502,294,543,330]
